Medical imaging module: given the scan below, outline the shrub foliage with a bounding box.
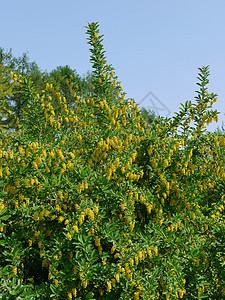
[0,22,225,299]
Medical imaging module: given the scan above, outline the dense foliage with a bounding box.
[0,48,92,131]
[0,22,225,300]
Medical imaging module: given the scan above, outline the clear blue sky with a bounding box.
[1,0,225,131]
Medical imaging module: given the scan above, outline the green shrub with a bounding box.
[0,22,225,299]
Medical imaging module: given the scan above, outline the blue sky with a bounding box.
[1,0,225,131]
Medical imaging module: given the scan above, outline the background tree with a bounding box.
[0,48,94,129]
[0,49,45,129]
[0,49,17,131]
[139,107,161,127]
[44,65,93,116]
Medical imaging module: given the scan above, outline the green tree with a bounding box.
[45,65,93,116]
[0,49,45,129]
[0,49,16,131]
[140,107,161,127]
[0,48,93,129]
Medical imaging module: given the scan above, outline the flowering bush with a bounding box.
[0,22,225,299]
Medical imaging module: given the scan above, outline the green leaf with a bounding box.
[0,208,7,216]
[85,292,94,299]
[0,215,10,221]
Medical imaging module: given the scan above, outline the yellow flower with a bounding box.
[58,191,63,201]
[95,237,101,247]
[129,257,134,266]
[67,292,72,300]
[54,254,58,261]
[69,152,75,159]
[0,202,4,210]
[114,253,119,259]
[146,204,152,214]
[66,233,72,241]
[73,225,78,233]
[13,267,17,276]
[178,290,184,298]
[72,288,77,297]
[102,260,106,265]
[54,279,58,287]
[10,71,14,80]
[29,178,34,186]
[166,182,170,190]
[130,222,135,232]
[214,114,219,122]
[45,165,50,172]
[166,293,170,300]
[111,246,116,254]
[153,246,158,256]
[135,254,139,265]
[58,216,64,223]
[33,161,38,169]
[24,178,29,188]
[94,205,99,214]
[107,281,112,292]
[164,159,169,167]
[128,191,133,199]
[33,212,39,221]
[5,166,10,175]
